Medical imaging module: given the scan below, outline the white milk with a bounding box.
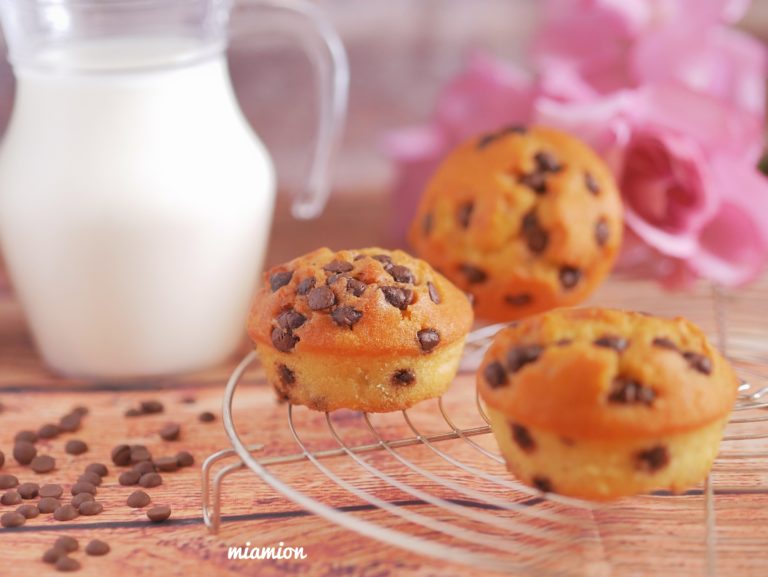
[0,39,275,378]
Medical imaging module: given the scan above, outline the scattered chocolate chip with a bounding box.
[388,265,415,284]
[53,504,78,522]
[39,484,63,499]
[140,400,164,414]
[534,151,562,173]
[477,125,526,148]
[38,497,61,513]
[118,470,141,486]
[353,254,367,261]
[392,369,416,386]
[78,500,103,516]
[346,278,367,297]
[270,270,293,292]
[130,445,152,464]
[422,213,433,236]
[522,211,548,253]
[65,439,89,456]
[504,293,532,306]
[608,377,655,406]
[0,511,25,527]
[43,548,64,564]
[58,413,82,433]
[13,441,37,465]
[85,539,110,556]
[71,481,96,496]
[14,430,37,444]
[457,202,474,228]
[372,254,392,265]
[511,423,536,453]
[154,456,179,473]
[133,461,156,475]
[159,423,181,442]
[459,264,487,284]
[483,362,508,389]
[417,329,440,353]
[199,411,216,423]
[307,285,336,310]
[80,472,103,487]
[176,451,195,467]
[323,259,354,274]
[271,327,299,353]
[0,474,19,489]
[559,266,582,290]
[276,309,307,331]
[532,476,553,493]
[30,455,56,474]
[55,536,79,553]
[180,395,196,404]
[636,445,669,473]
[426,281,441,304]
[326,272,346,286]
[139,472,162,488]
[331,306,363,328]
[127,490,151,508]
[585,171,600,195]
[296,277,316,296]
[652,337,677,350]
[1,490,22,506]
[147,505,172,522]
[55,556,81,572]
[124,408,142,417]
[277,364,295,386]
[519,171,547,194]
[71,493,94,508]
[381,286,412,310]
[595,217,610,247]
[506,345,543,373]
[72,406,89,417]
[111,444,131,467]
[37,423,61,439]
[17,482,39,499]
[594,335,629,352]
[683,352,712,375]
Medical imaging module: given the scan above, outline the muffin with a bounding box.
[477,308,739,500]
[409,125,623,322]
[248,248,473,412]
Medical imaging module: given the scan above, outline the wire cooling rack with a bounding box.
[201,278,768,576]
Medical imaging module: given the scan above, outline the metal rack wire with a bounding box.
[201,280,768,576]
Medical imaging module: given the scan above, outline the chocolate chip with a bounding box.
[535,151,562,173]
[71,481,96,496]
[58,413,82,433]
[511,424,536,453]
[43,548,64,564]
[17,482,39,499]
[381,286,412,310]
[277,364,295,386]
[532,476,553,493]
[119,470,141,486]
[270,270,293,292]
[342,278,365,298]
[85,540,110,556]
[78,500,103,516]
[85,463,108,477]
[54,536,79,553]
[594,335,629,352]
[484,361,508,388]
[457,201,474,228]
[477,125,526,148]
[147,505,172,523]
[124,408,142,417]
[13,441,37,465]
[276,309,307,331]
[127,490,151,508]
[504,294,532,306]
[636,445,669,473]
[506,345,543,373]
[392,369,416,386]
[154,456,179,473]
[55,556,81,572]
[176,451,195,467]
[595,217,610,247]
[608,377,655,406]
[652,337,677,350]
[0,474,19,489]
[331,306,363,328]
[683,352,712,375]
[53,504,78,521]
[39,484,63,499]
[559,266,581,290]
[140,400,164,414]
[372,254,392,265]
[0,511,25,527]
[76,473,99,488]
[1,490,21,506]
[133,461,156,475]
[427,281,441,304]
[296,277,316,295]
[111,444,131,466]
[323,260,354,274]
[38,423,60,439]
[65,439,88,455]
[271,327,299,352]
[139,472,162,488]
[326,272,347,286]
[585,171,600,195]
[159,423,181,442]
[14,430,37,444]
[130,445,152,464]
[417,329,440,353]
[522,211,548,253]
[71,493,94,508]
[307,285,336,310]
[422,213,433,236]
[459,264,487,284]
[388,265,415,284]
[519,171,547,194]
[199,411,216,423]
[30,455,55,473]
[39,497,61,513]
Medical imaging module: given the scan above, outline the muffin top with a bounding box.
[248,247,474,356]
[478,308,739,440]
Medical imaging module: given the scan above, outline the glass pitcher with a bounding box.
[0,0,348,379]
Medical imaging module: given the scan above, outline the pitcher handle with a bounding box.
[233,0,349,220]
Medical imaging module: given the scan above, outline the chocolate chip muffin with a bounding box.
[409,125,623,322]
[248,248,473,412]
[477,308,739,500]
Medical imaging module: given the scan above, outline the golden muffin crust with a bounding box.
[477,308,739,440]
[248,247,473,357]
[409,126,623,322]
